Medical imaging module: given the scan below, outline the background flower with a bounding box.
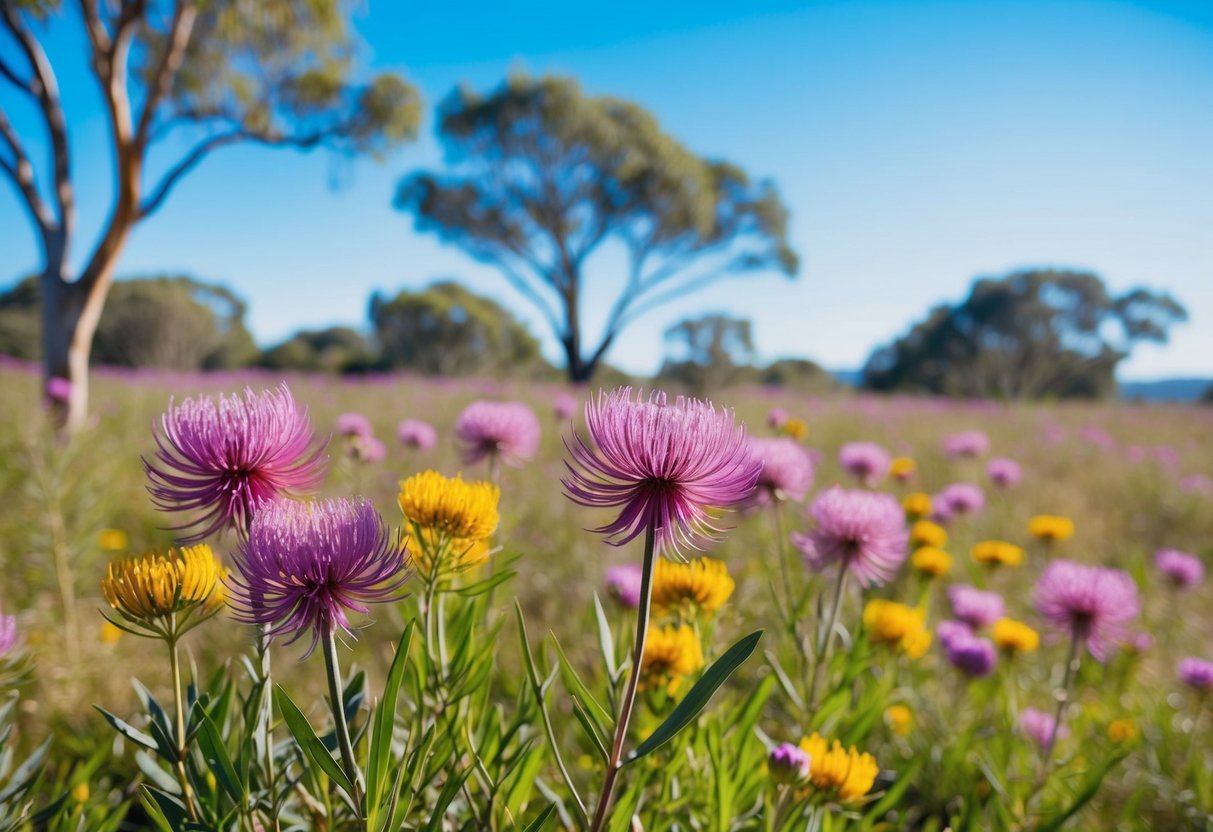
[1034,559,1140,661]
[455,400,541,467]
[792,487,908,587]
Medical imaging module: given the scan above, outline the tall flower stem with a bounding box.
[589,526,656,832]
[1043,629,1082,772]
[807,567,848,711]
[167,630,200,822]
[771,500,795,624]
[323,629,366,822]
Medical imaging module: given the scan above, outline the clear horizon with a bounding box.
[2,0,1211,381]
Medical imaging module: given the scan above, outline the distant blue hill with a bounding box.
[1119,378,1212,402]
[828,370,1211,402]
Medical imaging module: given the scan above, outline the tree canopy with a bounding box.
[658,314,755,394]
[370,281,550,377]
[258,326,375,374]
[862,269,1188,399]
[395,73,798,382]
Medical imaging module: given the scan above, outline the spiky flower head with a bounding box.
[1178,657,1213,691]
[227,498,408,656]
[798,734,878,801]
[553,392,578,420]
[792,488,908,587]
[335,412,373,440]
[398,471,500,543]
[640,624,704,693]
[144,385,327,542]
[838,442,890,487]
[944,631,998,677]
[947,584,1005,628]
[768,743,811,785]
[992,618,1040,653]
[1029,515,1075,543]
[455,400,541,467]
[100,545,227,638]
[747,437,815,503]
[1154,549,1204,589]
[971,540,1024,567]
[1034,559,1140,662]
[563,388,760,556]
[766,407,789,429]
[987,458,1022,488]
[863,600,932,658]
[651,557,735,617]
[397,419,438,450]
[911,546,953,577]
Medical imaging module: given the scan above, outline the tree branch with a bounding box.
[134,1,197,151]
[0,106,56,240]
[1,3,74,248]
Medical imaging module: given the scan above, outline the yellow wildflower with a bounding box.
[640,625,704,694]
[780,418,808,441]
[97,528,128,551]
[863,600,932,659]
[798,733,879,800]
[889,457,916,482]
[992,618,1039,653]
[651,557,735,617]
[1107,719,1137,743]
[909,520,947,549]
[100,621,123,645]
[902,492,931,518]
[971,540,1024,567]
[1029,515,1075,544]
[100,545,226,631]
[398,471,500,543]
[910,546,952,577]
[72,782,89,803]
[885,705,912,737]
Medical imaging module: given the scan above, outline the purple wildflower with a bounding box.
[1020,707,1068,749]
[767,407,789,429]
[987,458,1022,488]
[748,437,815,503]
[456,400,541,467]
[606,564,643,608]
[938,483,985,516]
[0,608,17,657]
[1179,474,1213,496]
[562,388,761,556]
[948,584,1005,628]
[768,742,811,784]
[838,442,891,487]
[355,437,387,464]
[1178,657,1213,691]
[945,632,998,677]
[937,619,973,651]
[791,487,908,587]
[397,419,438,450]
[227,498,408,656]
[1154,549,1204,589]
[144,385,328,543]
[553,392,578,420]
[942,430,990,458]
[45,376,72,404]
[1034,560,1140,662]
[335,412,373,440]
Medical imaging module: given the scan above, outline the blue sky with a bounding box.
[2,0,1212,378]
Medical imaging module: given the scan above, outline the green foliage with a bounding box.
[862,269,1188,399]
[259,326,377,374]
[396,73,797,381]
[370,281,551,377]
[0,277,40,361]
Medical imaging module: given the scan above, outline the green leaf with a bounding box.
[95,707,160,754]
[194,711,244,805]
[273,685,357,802]
[625,630,762,764]
[452,567,517,597]
[592,593,617,680]
[1037,752,1127,832]
[550,633,611,730]
[521,804,557,832]
[367,620,414,823]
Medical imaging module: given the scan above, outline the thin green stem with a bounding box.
[168,632,200,822]
[323,629,366,825]
[807,567,848,711]
[1043,630,1082,770]
[588,525,657,832]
